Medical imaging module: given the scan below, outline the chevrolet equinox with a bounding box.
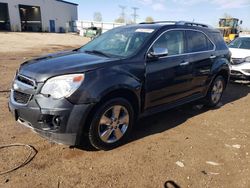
[9,21,230,150]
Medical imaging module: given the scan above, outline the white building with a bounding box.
[0,0,78,32]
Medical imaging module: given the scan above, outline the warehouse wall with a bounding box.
[0,0,77,32]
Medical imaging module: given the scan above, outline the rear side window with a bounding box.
[187,30,214,53]
[210,32,227,50]
[152,30,185,56]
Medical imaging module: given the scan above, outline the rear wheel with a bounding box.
[88,98,134,150]
[206,76,225,107]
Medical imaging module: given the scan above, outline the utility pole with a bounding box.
[131,7,139,23]
[119,5,126,22]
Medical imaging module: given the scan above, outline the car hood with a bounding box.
[229,48,250,59]
[19,50,118,82]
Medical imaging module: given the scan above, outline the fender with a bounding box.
[211,57,230,75]
[68,65,143,105]
[205,57,230,94]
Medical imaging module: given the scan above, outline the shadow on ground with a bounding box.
[130,82,250,142]
[77,82,250,151]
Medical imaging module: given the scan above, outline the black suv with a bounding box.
[9,21,230,150]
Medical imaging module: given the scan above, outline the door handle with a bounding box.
[180,61,190,66]
[210,55,216,59]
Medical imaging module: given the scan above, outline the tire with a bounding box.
[88,98,134,150]
[206,75,226,107]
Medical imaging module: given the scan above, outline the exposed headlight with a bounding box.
[245,56,250,62]
[41,74,84,99]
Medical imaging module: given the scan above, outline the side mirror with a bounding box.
[148,47,168,58]
[240,20,243,25]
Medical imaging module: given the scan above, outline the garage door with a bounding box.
[0,3,10,31]
[19,4,42,32]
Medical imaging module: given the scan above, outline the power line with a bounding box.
[131,7,139,23]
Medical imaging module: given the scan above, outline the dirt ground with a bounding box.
[0,32,250,188]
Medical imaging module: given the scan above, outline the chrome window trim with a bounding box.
[146,28,216,60]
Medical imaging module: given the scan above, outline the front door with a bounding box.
[50,20,55,32]
[145,30,194,109]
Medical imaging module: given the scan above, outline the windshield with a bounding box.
[228,37,250,50]
[219,19,238,28]
[79,27,155,58]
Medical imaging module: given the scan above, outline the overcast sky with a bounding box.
[71,0,250,29]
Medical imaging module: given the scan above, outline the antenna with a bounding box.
[131,7,139,23]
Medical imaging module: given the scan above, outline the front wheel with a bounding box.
[206,76,226,107]
[88,98,134,150]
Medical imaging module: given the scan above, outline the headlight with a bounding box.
[245,56,250,62]
[41,74,84,99]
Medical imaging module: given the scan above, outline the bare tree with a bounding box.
[223,13,233,19]
[115,17,125,23]
[93,12,102,22]
[145,16,154,23]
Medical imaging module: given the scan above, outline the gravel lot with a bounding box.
[0,32,250,188]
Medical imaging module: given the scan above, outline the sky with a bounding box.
[70,0,250,29]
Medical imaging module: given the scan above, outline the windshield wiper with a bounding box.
[84,50,111,57]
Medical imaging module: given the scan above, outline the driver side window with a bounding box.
[152,30,185,56]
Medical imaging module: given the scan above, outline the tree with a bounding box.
[145,16,154,23]
[115,17,125,23]
[93,12,102,22]
[126,19,135,25]
[223,13,233,19]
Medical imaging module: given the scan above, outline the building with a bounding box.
[0,0,78,32]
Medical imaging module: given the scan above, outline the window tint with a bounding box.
[187,31,214,53]
[152,30,185,56]
[211,32,227,50]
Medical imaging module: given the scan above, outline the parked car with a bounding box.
[9,21,230,150]
[228,35,250,80]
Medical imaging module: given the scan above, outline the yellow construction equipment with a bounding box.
[218,18,242,43]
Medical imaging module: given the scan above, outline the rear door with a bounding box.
[145,29,194,109]
[186,30,216,94]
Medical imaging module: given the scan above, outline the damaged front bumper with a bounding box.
[8,84,93,146]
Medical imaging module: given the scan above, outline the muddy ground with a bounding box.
[0,33,250,188]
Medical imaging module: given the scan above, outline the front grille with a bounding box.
[17,75,35,87]
[13,91,31,104]
[231,58,244,65]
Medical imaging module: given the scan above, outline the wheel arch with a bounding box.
[79,87,141,138]
[205,58,230,96]
[216,68,230,87]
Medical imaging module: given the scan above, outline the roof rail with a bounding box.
[140,20,213,28]
[176,21,210,28]
[140,21,176,25]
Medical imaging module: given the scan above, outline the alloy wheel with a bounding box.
[98,105,129,144]
[211,79,224,104]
